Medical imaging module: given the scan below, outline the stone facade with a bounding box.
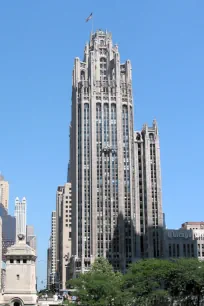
[1,235,37,306]
[69,30,136,276]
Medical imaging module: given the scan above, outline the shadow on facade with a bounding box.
[106,212,165,273]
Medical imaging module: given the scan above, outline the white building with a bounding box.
[69,30,136,276]
[15,197,26,239]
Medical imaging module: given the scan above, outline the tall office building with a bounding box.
[47,239,52,290]
[134,121,163,258]
[56,183,72,289]
[0,175,9,210]
[50,211,56,285]
[15,197,26,238]
[69,30,136,275]
[26,225,37,253]
[0,203,16,261]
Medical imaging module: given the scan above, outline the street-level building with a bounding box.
[182,222,204,261]
[163,229,197,259]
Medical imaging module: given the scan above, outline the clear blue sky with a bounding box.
[0,0,204,288]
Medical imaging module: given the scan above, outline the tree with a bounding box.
[125,258,204,306]
[124,259,170,306]
[67,258,126,306]
[164,258,204,306]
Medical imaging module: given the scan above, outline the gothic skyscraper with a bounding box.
[69,30,136,276]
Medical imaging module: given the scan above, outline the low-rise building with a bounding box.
[182,222,204,260]
[163,229,197,259]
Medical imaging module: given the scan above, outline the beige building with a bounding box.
[0,175,9,210]
[56,183,72,289]
[69,30,136,276]
[134,121,163,259]
[2,234,37,306]
[182,222,204,260]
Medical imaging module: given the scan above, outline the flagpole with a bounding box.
[91,14,94,33]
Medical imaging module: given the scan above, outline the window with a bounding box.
[23,259,27,264]
[10,259,14,264]
[17,274,20,280]
[17,259,20,263]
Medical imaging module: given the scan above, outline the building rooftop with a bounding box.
[182,221,204,225]
[6,239,36,257]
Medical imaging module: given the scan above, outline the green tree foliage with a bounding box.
[67,258,204,306]
[125,258,204,306]
[67,258,126,306]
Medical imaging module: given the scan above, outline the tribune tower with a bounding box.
[69,30,136,275]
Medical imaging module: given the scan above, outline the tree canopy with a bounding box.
[67,258,204,306]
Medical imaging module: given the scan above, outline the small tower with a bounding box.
[3,233,37,306]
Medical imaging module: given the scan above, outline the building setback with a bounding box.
[69,30,136,276]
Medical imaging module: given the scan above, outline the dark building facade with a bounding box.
[0,203,16,261]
